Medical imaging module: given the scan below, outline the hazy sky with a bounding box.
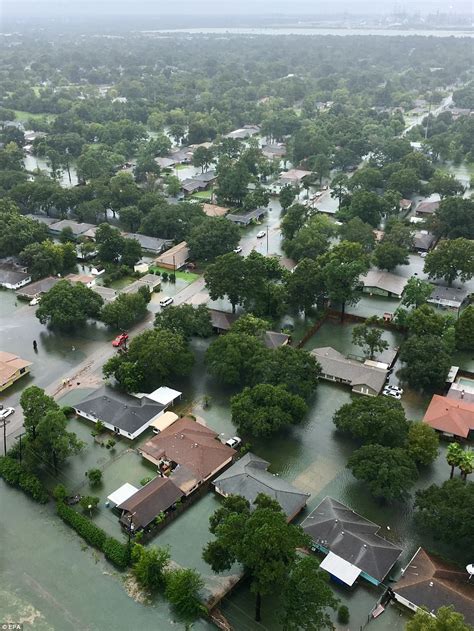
[2,0,473,16]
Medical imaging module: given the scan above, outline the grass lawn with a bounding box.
[13,109,56,122]
[149,266,200,283]
[174,163,189,170]
[191,188,214,200]
[106,276,137,290]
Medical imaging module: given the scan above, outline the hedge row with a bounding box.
[56,502,129,569]
[0,456,49,503]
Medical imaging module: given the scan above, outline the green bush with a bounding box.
[57,502,106,549]
[61,405,75,417]
[86,468,103,486]
[53,484,68,503]
[161,271,169,282]
[0,456,49,503]
[103,537,130,569]
[140,476,153,486]
[338,605,350,624]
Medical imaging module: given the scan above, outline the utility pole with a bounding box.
[1,418,10,456]
[266,224,269,255]
[425,94,432,141]
[16,431,26,464]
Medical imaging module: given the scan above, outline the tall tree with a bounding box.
[285,257,326,315]
[424,238,474,286]
[206,333,268,387]
[406,423,439,467]
[36,281,103,330]
[154,304,212,339]
[204,252,247,312]
[402,277,433,309]
[455,305,474,350]
[446,442,464,480]
[399,334,452,391]
[20,386,60,441]
[406,606,472,631]
[351,319,389,360]
[26,409,84,472]
[188,217,240,262]
[100,292,148,330]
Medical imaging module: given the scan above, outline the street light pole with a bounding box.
[16,432,26,464]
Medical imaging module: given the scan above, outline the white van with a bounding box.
[159,296,174,308]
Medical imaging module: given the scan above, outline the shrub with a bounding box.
[53,484,68,503]
[80,495,100,512]
[61,405,75,417]
[105,438,116,450]
[161,271,169,282]
[140,476,153,486]
[86,468,103,486]
[57,502,106,549]
[169,273,176,283]
[103,537,130,569]
[0,456,49,503]
[165,568,205,620]
[338,605,350,624]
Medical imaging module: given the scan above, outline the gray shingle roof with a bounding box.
[214,453,309,519]
[311,347,387,393]
[360,270,408,296]
[117,476,183,529]
[75,386,164,434]
[122,233,169,253]
[428,285,469,309]
[301,497,402,583]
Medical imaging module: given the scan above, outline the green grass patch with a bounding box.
[175,163,189,170]
[191,188,213,200]
[149,266,200,283]
[13,109,56,122]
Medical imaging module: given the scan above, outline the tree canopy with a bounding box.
[36,280,104,330]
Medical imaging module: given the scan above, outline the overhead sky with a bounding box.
[2,0,472,16]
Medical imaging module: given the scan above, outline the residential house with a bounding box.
[120,273,161,295]
[194,169,217,185]
[202,203,229,218]
[65,273,96,288]
[393,547,474,625]
[413,230,437,252]
[170,147,194,164]
[360,270,409,298]
[263,331,290,349]
[74,386,167,440]
[213,452,309,521]
[399,199,413,213]
[415,200,440,217]
[302,496,402,587]
[225,125,260,140]
[48,219,98,239]
[0,261,31,290]
[138,416,236,496]
[154,157,176,169]
[16,276,60,300]
[106,482,139,508]
[181,178,207,195]
[279,168,312,186]
[208,309,239,333]
[91,285,117,303]
[422,394,474,440]
[226,208,266,225]
[122,233,170,255]
[25,214,57,227]
[311,347,388,397]
[0,351,33,392]
[427,285,469,312]
[117,476,184,532]
[154,242,189,270]
[262,144,286,160]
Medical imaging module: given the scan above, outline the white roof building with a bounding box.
[107,482,139,507]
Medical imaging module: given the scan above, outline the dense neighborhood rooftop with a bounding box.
[360,270,409,298]
[422,394,474,439]
[117,476,184,530]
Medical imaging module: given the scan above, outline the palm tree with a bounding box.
[446,442,463,479]
[459,449,474,482]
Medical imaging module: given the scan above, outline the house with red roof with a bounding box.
[422,394,474,440]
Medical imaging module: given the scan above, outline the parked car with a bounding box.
[159,296,174,308]
[256,230,266,239]
[0,407,15,420]
[385,385,404,395]
[112,332,129,347]
[29,297,40,306]
[420,252,428,258]
[233,246,243,254]
[225,436,242,449]
[382,389,401,400]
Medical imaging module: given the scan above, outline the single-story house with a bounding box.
[360,270,409,299]
[74,386,166,440]
[202,203,229,218]
[194,169,217,184]
[227,208,266,225]
[135,386,182,408]
[393,547,474,625]
[65,273,96,288]
[225,125,260,140]
[0,261,31,290]
[25,214,57,226]
[122,233,169,255]
[447,381,474,404]
[0,351,33,392]
[107,482,139,508]
[415,200,440,216]
[214,452,309,521]
[413,230,437,252]
[422,394,474,440]
[16,276,59,300]
[302,496,402,587]
[311,347,388,397]
[208,309,239,333]
[48,219,97,238]
[117,476,184,531]
[263,331,290,349]
[262,144,286,160]
[154,242,189,270]
[170,147,194,164]
[91,285,117,303]
[399,199,413,213]
[427,285,469,312]
[181,178,207,195]
[120,274,161,295]
[138,416,236,496]
[279,168,312,186]
[154,156,176,169]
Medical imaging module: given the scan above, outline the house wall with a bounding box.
[0,366,31,392]
[352,385,378,397]
[74,408,163,440]
[1,276,32,290]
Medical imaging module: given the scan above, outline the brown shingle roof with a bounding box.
[423,394,474,439]
[117,476,183,529]
[0,351,32,387]
[394,547,474,624]
[139,417,235,492]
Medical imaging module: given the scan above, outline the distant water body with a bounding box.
[141,27,473,38]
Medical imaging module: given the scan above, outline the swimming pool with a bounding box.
[456,376,474,392]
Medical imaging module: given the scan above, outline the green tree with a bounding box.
[188,217,240,262]
[121,237,142,268]
[402,277,433,309]
[262,345,321,400]
[352,320,389,359]
[230,383,308,437]
[36,280,103,330]
[284,214,335,262]
[165,175,181,197]
[399,334,452,391]
[131,544,170,592]
[330,173,349,210]
[154,304,213,339]
[459,449,474,482]
[405,304,453,338]
[206,333,268,386]
[428,196,474,240]
[285,257,326,315]
[203,494,310,622]
[192,146,214,172]
[79,495,100,513]
[373,242,409,271]
[27,409,85,472]
[0,200,49,257]
[101,292,148,330]
[59,226,75,243]
[20,386,60,441]
[280,556,338,631]
[165,568,205,621]
[281,203,309,241]
[424,238,474,286]
[279,184,298,212]
[455,305,474,350]
[95,223,125,264]
[204,252,247,313]
[406,606,472,631]
[414,479,474,547]
[103,327,194,392]
[406,423,439,467]
[343,190,384,227]
[119,205,143,232]
[333,397,409,447]
[338,218,376,252]
[446,442,464,479]
[347,445,418,502]
[86,468,103,486]
[429,170,465,199]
